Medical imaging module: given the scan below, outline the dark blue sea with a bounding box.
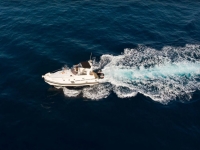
[1,0,200,149]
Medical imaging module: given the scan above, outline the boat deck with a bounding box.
[49,70,98,79]
[50,70,74,78]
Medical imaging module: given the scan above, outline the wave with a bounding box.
[63,44,200,104]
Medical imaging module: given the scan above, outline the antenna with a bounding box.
[90,52,92,60]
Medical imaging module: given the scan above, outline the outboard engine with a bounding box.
[96,69,104,79]
[99,73,104,79]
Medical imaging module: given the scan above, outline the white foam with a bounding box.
[63,87,81,97]
[82,83,112,100]
[63,44,200,104]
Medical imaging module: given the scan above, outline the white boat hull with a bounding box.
[42,70,99,87]
[42,60,103,88]
[44,79,99,87]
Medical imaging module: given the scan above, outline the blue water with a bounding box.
[1,1,200,149]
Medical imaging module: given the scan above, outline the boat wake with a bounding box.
[63,44,200,103]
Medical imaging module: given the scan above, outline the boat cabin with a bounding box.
[71,61,93,76]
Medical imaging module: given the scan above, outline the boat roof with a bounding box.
[80,61,91,68]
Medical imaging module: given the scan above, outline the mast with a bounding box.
[90,53,92,60]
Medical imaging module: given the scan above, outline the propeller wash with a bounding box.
[63,44,200,103]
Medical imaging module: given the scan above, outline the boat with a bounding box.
[42,60,104,88]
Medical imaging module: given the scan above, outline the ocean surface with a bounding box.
[1,0,200,149]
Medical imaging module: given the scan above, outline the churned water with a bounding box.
[0,1,200,150]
